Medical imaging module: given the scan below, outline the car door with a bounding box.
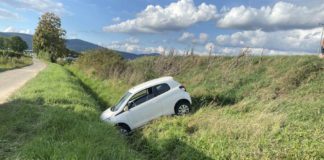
[152,83,172,116]
[126,87,155,128]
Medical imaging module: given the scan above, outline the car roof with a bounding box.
[129,76,174,93]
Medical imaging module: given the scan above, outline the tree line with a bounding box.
[0,36,28,53]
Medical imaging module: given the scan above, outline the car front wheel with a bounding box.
[175,101,191,115]
[117,124,131,135]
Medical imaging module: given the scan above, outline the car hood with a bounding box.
[100,108,115,121]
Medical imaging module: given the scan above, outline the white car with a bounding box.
[100,76,192,134]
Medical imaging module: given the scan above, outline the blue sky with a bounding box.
[0,0,323,55]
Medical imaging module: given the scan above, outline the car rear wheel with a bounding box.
[175,101,191,115]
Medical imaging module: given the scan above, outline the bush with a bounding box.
[75,54,215,85]
[0,54,32,72]
[37,51,51,61]
[75,49,126,79]
[0,50,22,58]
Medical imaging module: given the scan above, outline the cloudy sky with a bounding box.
[1,0,324,55]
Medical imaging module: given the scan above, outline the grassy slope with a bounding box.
[71,56,324,159]
[0,64,142,159]
[0,56,33,72]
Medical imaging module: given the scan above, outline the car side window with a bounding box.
[128,87,154,108]
[154,83,170,96]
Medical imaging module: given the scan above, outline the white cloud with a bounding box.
[0,0,66,14]
[0,8,19,19]
[217,1,324,31]
[3,26,32,34]
[143,46,164,54]
[215,28,322,53]
[178,32,209,44]
[103,0,217,33]
[205,42,215,51]
[106,42,138,53]
[125,37,139,44]
[199,33,208,43]
[105,37,165,54]
[178,32,195,42]
[112,17,120,22]
[105,37,141,53]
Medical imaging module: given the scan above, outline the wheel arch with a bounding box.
[116,122,131,131]
[174,99,191,113]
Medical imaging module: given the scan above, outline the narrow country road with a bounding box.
[0,59,47,104]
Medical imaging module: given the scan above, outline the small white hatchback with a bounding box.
[100,76,192,133]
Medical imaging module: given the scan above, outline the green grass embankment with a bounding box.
[0,64,143,159]
[72,55,324,159]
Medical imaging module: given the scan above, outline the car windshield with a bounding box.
[111,92,132,112]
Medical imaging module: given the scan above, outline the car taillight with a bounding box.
[179,85,186,91]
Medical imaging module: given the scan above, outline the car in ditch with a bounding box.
[100,76,192,134]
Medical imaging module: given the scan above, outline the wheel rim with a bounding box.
[119,128,128,134]
[178,104,189,115]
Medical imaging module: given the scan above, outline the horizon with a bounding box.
[1,0,323,55]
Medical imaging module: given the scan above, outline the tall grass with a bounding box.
[0,64,143,159]
[0,55,32,72]
[73,53,324,159]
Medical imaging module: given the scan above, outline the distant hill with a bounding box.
[65,39,104,52]
[118,50,160,59]
[0,32,33,50]
[0,32,159,60]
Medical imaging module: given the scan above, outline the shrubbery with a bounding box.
[0,55,32,72]
[0,50,25,58]
[0,36,28,53]
[0,49,33,71]
[75,48,126,79]
[75,49,214,85]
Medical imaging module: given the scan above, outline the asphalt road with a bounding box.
[0,59,46,104]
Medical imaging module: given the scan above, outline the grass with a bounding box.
[0,64,143,159]
[0,56,33,72]
[68,66,129,111]
[0,54,323,159]
[71,55,324,159]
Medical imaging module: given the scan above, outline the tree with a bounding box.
[9,36,28,53]
[0,37,11,50]
[0,37,5,49]
[33,12,67,62]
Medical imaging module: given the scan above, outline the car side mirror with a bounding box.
[127,101,135,109]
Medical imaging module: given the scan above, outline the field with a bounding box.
[71,54,324,159]
[0,54,323,159]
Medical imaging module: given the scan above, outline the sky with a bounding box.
[0,0,324,55]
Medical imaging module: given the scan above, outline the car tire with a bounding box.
[117,124,131,135]
[175,100,191,115]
